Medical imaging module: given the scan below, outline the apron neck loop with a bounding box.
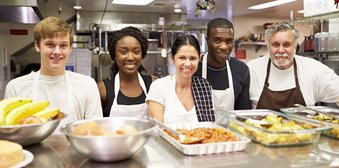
[113,72,147,105]
[266,58,299,87]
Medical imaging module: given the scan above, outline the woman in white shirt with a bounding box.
[146,35,214,124]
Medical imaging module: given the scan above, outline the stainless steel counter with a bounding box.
[25,135,339,168]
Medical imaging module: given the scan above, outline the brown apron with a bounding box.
[256,58,306,111]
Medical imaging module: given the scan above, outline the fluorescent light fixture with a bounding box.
[73,6,82,10]
[112,0,154,6]
[248,0,296,10]
[174,3,181,13]
[174,8,182,13]
[297,10,304,13]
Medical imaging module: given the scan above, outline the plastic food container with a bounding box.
[225,110,331,147]
[280,106,339,139]
[157,122,250,155]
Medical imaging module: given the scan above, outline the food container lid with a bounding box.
[280,106,339,126]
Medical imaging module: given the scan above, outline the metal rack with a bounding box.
[236,41,266,52]
[294,10,339,22]
[297,51,339,62]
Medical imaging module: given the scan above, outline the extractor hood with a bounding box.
[0,0,41,24]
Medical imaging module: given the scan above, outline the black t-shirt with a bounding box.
[194,57,251,110]
[102,73,152,117]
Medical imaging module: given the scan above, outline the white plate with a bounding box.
[12,150,34,168]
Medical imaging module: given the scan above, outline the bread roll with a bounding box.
[0,140,24,168]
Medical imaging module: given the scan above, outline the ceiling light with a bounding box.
[174,8,182,13]
[248,0,296,10]
[174,3,182,13]
[73,6,82,10]
[112,0,154,6]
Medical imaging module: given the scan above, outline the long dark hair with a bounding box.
[108,26,149,75]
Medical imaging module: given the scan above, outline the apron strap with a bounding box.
[113,72,147,106]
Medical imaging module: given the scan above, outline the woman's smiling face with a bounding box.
[115,35,142,75]
[173,45,200,79]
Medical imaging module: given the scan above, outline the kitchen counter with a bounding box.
[25,135,339,168]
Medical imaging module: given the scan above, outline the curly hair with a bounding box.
[108,26,149,75]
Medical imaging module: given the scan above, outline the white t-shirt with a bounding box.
[5,71,103,121]
[146,75,199,125]
[247,55,339,108]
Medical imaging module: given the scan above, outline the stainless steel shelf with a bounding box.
[297,51,339,56]
[236,41,266,52]
[294,10,339,22]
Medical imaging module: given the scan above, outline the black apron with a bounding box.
[256,58,306,111]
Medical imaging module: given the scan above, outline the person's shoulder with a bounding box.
[68,71,97,87]
[192,75,210,84]
[150,75,171,90]
[153,75,171,83]
[295,55,319,63]
[295,55,330,71]
[247,55,269,67]
[8,73,34,85]
[140,72,152,81]
[68,71,94,80]
[229,57,249,69]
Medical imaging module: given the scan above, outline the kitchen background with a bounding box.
[0,0,339,99]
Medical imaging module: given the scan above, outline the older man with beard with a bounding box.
[247,21,339,110]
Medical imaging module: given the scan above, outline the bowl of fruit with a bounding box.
[0,97,66,146]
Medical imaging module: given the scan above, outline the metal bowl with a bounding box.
[60,117,156,162]
[0,112,67,146]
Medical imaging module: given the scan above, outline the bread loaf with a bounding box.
[0,140,24,168]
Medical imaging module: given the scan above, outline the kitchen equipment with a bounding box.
[0,112,67,146]
[281,106,339,139]
[60,117,156,162]
[158,122,251,155]
[315,32,329,52]
[149,118,203,144]
[224,110,331,146]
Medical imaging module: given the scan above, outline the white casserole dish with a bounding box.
[157,122,251,155]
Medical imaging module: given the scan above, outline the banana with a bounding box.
[5,100,49,125]
[33,108,60,121]
[0,97,32,125]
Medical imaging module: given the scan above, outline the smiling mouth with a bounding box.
[124,62,137,69]
[50,56,63,63]
[181,67,193,73]
[217,52,229,57]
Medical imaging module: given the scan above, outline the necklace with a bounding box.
[207,65,227,71]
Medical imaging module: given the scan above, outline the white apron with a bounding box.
[33,71,79,134]
[163,75,199,125]
[202,53,235,123]
[109,72,148,118]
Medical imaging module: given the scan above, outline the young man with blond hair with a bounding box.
[5,16,102,130]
